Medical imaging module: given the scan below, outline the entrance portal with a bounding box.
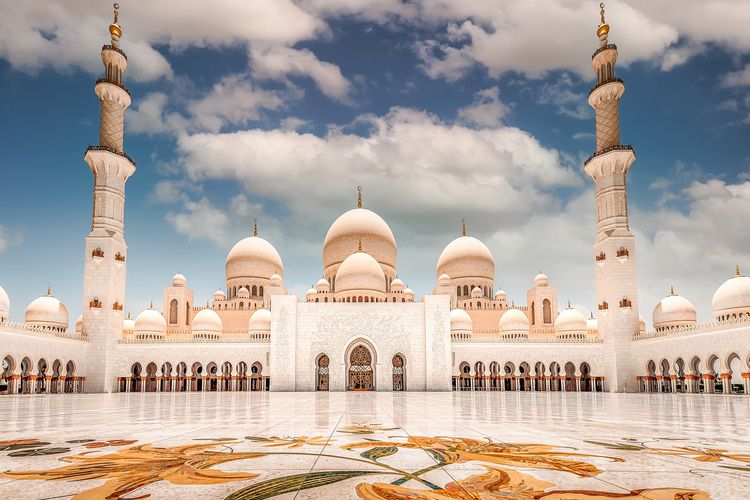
[348,345,374,391]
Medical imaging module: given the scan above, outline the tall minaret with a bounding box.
[81,3,136,393]
[583,3,638,392]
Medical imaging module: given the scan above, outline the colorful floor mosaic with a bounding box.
[0,392,748,499]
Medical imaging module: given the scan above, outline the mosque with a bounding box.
[1,5,749,396]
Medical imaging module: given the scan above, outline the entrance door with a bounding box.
[348,345,373,391]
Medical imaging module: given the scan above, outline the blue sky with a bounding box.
[1,1,749,327]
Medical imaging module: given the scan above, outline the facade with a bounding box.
[1,6,750,396]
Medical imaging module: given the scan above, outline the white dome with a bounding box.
[499,308,529,333]
[554,307,587,336]
[25,293,69,329]
[653,290,697,330]
[471,286,483,298]
[534,273,549,287]
[134,308,166,336]
[586,314,598,332]
[315,278,331,292]
[335,251,387,295]
[391,278,405,292]
[225,235,284,282]
[213,290,226,301]
[403,288,414,299]
[436,236,494,281]
[438,273,451,286]
[639,314,646,334]
[237,286,250,299]
[249,308,271,333]
[123,315,135,335]
[494,289,507,300]
[306,288,317,301]
[75,314,83,333]
[171,273,186,287]
[192,308,222,334]
[270,273,283,286]
[450,308,472,333]
[712,271,750,319]
[0,285,9,319]
[324,208,397,277]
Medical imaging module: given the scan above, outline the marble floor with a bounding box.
[0,392,749,499]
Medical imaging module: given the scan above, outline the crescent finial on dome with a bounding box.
[47,285,51,296]
[253,218,258,237]
[597,2,610,45]
[109,3,122,45]
[461,218,467,236]
[358,239,363,252]
[567,299,571,309]
[737,264,742,277]
[669,285,675,295]
[357,185,363,208]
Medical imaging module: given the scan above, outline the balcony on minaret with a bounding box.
[616,247,629,261]
[92,247,105,260]
[112,301,123,311]
[619,298,632,309]
[89,297,103,309]
[115,252,126,263]
[598,301,608,311]
[595,252,606,263]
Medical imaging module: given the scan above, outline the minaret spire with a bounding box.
[253,218,258,236]
[357,186,363,208]
[109,3,123,47]
[597,3,609,47]
[736,264,742,277]
[461,219,467,237]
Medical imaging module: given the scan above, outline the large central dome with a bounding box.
[225,235,284,282]
[436,235,494,281]
[323,201,397,286]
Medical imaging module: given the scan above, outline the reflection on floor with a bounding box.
[0,392,748,499]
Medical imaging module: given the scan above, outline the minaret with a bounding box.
[81,3,136,393]
[583,3,638,392]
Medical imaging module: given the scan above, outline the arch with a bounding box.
[237,361,248,391]
[33,358,47,394]
[519,361,531,391]
[534,361,546,391]
[1,355,15,394]
[543,299,552,324]
[458,361,471,391]
[50,359,61,394]
[145,362,158,392]
[530,302,535,325]
[474,361,486,391]
[206,362,219,392]
[659,359,671,393]
[347,344,374,391]
[259,285,264,296]
[456,286,461,296]
[161,362,173,392]
[175,362,188,392]
[548,362,561,391]
[316,354,330,391]
[463,285,469,296]
[169,299,178,324]
[392,354,405,391]
[726,353,743,394]
[130,362,142,393]
[579,362,592,392]
[222,361,233,391]
[489,361,501,390]
[564,362,576,391]
[250,361,263,391]
[18,357,32,394]
[191,362,204,392]
[251,285,257,296]
[504,362,516,391]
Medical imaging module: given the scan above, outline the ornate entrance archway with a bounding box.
[348,345,374,391]
[317,354,330,391]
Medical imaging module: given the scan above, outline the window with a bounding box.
[252,285,257,296]
[530,302,535,325]
[543,299,551,324]
[185,302,190,325]
[169,299,178,324]
[259,286,264,296]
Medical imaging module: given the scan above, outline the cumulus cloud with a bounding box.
[0,225,23,254]
[536,73,591,120]
[166,197,231,245]
[721,64,750,87]
[457,87,509,127]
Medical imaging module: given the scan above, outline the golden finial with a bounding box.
[253,218,258,237]
[567,300,571,309]
[597,2,610,44]
[736,264,742,277]
[47,285,51,296]
[669,285,675,295]
[127,311,131,319]
[461,218,467,237]
[149,301,154,309]
[589,311,594,319]
[357,186,362,208]
[109,3,122,45]
[511,298,516,308]
[358,239,363,252]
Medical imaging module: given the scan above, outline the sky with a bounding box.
[0,0,749,329]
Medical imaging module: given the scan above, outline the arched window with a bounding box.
[530,302,535,325]
[169,299,178,325]
[185,302,190,325]
[259,286,264,296]
[456,286,461,296]
[239,301,244,309]
[463,285,468,296]
[365,296,370,303]
[252,285,257,296]
[543,299,552,324]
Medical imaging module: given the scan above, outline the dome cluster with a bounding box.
[652,288,696,332]
[499,308,529,339]
[335,249,387,302]
[554,306,587,340]
[712,268,750,321]
[192,308,222,340]
[24,290,69,332]
[134,307,166,340]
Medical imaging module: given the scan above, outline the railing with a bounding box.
[584,144,634,166]
[592,43,617,59]
[120,331,271,344]
[0,321,88,341]
[85,145,136,167]
[102,44,127,59]
[451,333,602,344]
[95,78,130,96]
[589,77,623,95]
[633,316,750,341]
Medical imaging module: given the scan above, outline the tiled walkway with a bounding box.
[0,392,748,499]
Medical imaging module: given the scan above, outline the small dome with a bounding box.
[335,251,387,295]
[226,235,284,282]
[25,293,69,329]
[534,273,549,287]
[134,308,166,337]
[450,308,472,333]
[586,313,598,332]
[171,273,186,287]
[249,308,271,333]
[324,207,397,276]
[315,278,331,292]
[391,278,405,292]
[639,314,646,334]
[554,307,587,337]
[499,308,529,334]
[712,269,750,319]
[0,285,9,319]
[306,288,317,301]
[436,236,494,281]
[438,273,451,286]
[403,288,414,300]
[123,317,135,335]
[270,273,283,286]
[192,308,222,334]
[237,286,250,299]
[471,286,483,299]
[75,314,83,333]
[494,289,507,300]
[213,290,226,301]
[653,289,697,331]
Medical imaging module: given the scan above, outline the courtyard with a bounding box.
[0,392,748,498]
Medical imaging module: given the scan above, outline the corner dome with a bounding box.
[171,273,186,287]
[403,288,414,300]
[213,290,226,301]
[315,278,331,293]
[249,308,271,333]
[192,308,222,335]
[494,289,507,300]
[586,313,598,332]
[499,308,529,334]
[123,315,135,335]
[534,273,549,287]
[450,308,472,333]
[134,308,166,338]
[75,314,83,333]
[391,278,405,292]
[25,293,69,329]
[306,288,317,301]
[639,314,646,334]
[270,273,283,286]
[653,289,697,331]
[436,236,494,281]
[225,235,284,282]
[712,269,750,319]
[554,307,587,338]
[335,251,387,296]
[0,285,9,320]
[324,207,397,277]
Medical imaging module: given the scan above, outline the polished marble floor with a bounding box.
[0,392,749,499]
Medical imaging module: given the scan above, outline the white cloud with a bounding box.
[722,64,750,87]
[250,45,351,101]
[457,87,509,127]
[0,225,23,254]
[166,197,231,245]
[537,73,591,120]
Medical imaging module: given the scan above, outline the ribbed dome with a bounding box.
[436,236,494,281]
[192,308,222,334]
[0,285,8,321]
[225,236,284,282]
[499,308,529,333]
[653,290,697,330]
[335,251,386,295]
[249,308,271,333]
[75,314,83,333]
[450,308,472,333]
[171,273,186,287]
[324,208,397,276]
[315,278,331,292]
[391,278,405,292]
[134,309,166,337]
[471,286,483,298]
[554,307,587,336]
[534,273,549,287]
[712,272,750,319]
[25,294,69,329]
